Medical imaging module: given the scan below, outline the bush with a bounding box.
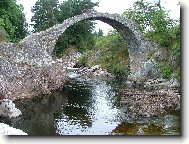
[123,0,180,81]
[162,65,173,78]
[78,54,88,67]
[111,63,126,76]
[175,68,180,81]
[92,31,130,77]
[0,26,8,42]
[79,31,130,77]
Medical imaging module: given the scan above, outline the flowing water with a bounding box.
[0,72,181,135]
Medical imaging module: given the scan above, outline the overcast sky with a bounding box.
[17,0,180,34]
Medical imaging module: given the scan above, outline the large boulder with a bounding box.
[152,50,166,62]
[0,123,27,135]
[91,65,100,72]
[130,59,156,79]
[0,99,21,118]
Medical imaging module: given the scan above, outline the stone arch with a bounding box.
[20,11,151,78]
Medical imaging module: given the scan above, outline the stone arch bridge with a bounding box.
[20,11,153,78]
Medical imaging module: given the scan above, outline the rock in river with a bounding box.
[0,123,27,135]
[0,99,22,118]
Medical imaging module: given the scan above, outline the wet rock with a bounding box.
[0,95,3,100]
[0,99,21,118]
[152,50,165,62]
[140,59,156,77]
[169,54,178,67]
[76,65,113,77]
[68,72,80,79]
[144,78,167,85]
[168,76,179,88]
[91,65,100,72]
[73,62,83,68]
[0,123,27,135]
[148,65,161,78]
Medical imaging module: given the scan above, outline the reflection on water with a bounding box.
[0,91,67,135]
[0,73,180,135]
[55,74,122,135]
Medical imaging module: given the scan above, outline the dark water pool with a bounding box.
[0,73,181,135]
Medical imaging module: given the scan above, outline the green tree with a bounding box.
[54,0,99,56]
[0,27,9,42]
[0,0,28,42]
[93,28,104,39]
[31,0,60,32]
[123,0,180,79]
[123,0,178,48]
[31,0,98,57]
[84,30,130,77]
[0,18,8,42]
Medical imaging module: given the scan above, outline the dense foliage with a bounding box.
[54,0,98,56]
[31,0,98,57]
[80,0,180,79]
[31,0,60,32]
[123,0,180,48]
[123,0,180,79]
[0,0,28,42]
[79,30,130,77]
[0,20,8,42]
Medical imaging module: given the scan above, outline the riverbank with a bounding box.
[119,85,180,117]
[1,72,180,135]
[0,48,180,135]
[54,52,181,118]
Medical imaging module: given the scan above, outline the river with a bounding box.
[0,72,180,135]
